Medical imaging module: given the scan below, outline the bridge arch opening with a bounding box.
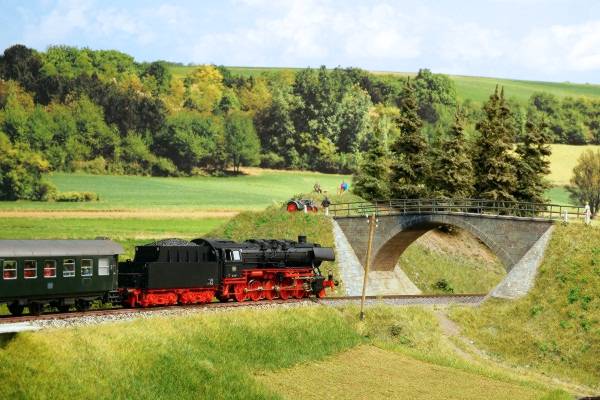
[372,219,506,294]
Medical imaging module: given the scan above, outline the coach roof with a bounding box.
[0,240,124,258]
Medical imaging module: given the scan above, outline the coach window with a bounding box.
[81,259,93,277]
[24,260,37,279]
[63,259,75,277]
[98,258,109,276]
[2,260,17,280]
[43,260,56,278]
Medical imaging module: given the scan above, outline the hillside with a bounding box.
[451,224,600,389]
[170,65,600,104]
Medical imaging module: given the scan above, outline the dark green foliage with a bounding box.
[389,79,430,198]
[255,87,300,168]
[225,111,260,173]
[430,109,474,198]
[141,61,172,95]
[153,112,224,173]
[352,133,389,200]
[514,112,552,203]
[432,278,454,293]
[473,87,517,201]
[0,45,43,95]
[0,132,53,200]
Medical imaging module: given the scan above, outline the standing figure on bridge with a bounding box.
[584,202,592,225]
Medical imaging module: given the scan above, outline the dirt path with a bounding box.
[0,210,239,219]
[434,309,598,397]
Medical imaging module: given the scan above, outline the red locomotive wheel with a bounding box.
[262,280,275,300]
[286,202,298,212]
[233,283,248,302]
[248,280,263,301]
[293,286,305,299]
[278,286,290,300]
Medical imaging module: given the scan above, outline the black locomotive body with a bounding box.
[118,236,336,307]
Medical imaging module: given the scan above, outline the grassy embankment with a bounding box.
[451,224,600,389]
[0,304,568,399]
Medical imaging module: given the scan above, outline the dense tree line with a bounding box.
[0,44,597,201]
[354,82,552,204]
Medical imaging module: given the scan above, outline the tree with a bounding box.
[141,61,172,96]
[224,111,260,173]
[0,45,43,95]
[430,109,474,198]
[254,86,300,168]
[473,87,517,201]
[153,112,221,173]
[413,69,457,124]
[389,79,429,198]
[514,112,552,203]
[352,133,389,200]
[184,65,224,113]
[568,149,600,215]
[0,132,53,200]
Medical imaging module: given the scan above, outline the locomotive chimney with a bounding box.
[298,235,307,243]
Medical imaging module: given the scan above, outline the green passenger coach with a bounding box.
[0,240,123,316]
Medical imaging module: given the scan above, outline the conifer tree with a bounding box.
[389,79,429,198]
[473,86,517,201]
[514,112,551,203]
[430,109,474,198]
[352,133,389,200]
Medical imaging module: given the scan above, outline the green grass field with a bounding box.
[0,170,350,211]
[451,224,600,389]
[0,217,226,259]
[0,304,568,399]
[170,65,600,105]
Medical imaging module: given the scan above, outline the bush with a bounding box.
[432,278,454,293]
[54,191,99,202]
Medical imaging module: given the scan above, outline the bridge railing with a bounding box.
[329,198,584,221]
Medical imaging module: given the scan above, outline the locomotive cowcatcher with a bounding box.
[118,235,336,307]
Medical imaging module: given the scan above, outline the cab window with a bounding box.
[225,249,241,262]
[63,259,75,277]
[43,260,57,278]
[24,260,37,279]
[2,260,17,280]
[81,259,93,277]
[98,258,109,276]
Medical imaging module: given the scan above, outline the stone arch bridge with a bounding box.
[331,199,584,299]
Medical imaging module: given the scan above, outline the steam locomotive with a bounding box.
[0,236,336,315]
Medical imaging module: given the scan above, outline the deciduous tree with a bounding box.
[568,149,600,215]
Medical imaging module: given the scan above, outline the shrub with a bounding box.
[432,278,454,293]
[54,191,99,202]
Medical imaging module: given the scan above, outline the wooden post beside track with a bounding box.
[359,214,377,321]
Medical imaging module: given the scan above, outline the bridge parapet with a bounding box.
[330,198,584,221]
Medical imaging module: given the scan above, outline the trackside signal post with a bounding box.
[359,213,377,320]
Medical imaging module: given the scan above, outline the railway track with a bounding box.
[0,294,485,328]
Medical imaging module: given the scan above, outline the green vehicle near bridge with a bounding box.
[0,240,123,316]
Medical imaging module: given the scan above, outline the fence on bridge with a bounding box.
[329,198,585,221]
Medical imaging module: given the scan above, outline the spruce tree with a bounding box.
[514,112,551,203]
[352,133,389,200]
[473,86,517,202]
[389,79,429,198]
[430,109,474,198]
